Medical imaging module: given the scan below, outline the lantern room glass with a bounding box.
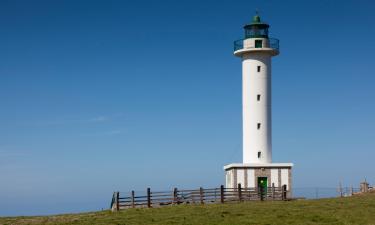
[244,25,269,38]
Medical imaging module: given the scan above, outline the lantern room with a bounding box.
[244,14,269,39]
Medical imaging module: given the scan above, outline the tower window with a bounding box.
[258,151,261,158]
[257,123,261,129]
[257,66,261,72]
[257,95,261,101]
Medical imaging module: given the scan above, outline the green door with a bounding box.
[258,177,267,199]
[255,40,263,48]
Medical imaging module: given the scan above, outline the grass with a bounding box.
[1,193,375,225]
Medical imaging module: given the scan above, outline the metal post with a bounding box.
[272,183,275,200]
[339,182,343,197]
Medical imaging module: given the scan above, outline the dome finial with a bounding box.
[253,9,261,23]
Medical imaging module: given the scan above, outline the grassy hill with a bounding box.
[1,193,375,225]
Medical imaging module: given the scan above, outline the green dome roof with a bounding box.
[244,13,269,29]
[252,14,261,23]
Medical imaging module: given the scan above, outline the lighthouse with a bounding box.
[224,14,293,195]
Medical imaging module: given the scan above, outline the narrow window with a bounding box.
[257,94,261,101]
[257,66,261,72]
[257,123,261,130]
[258,151,261,158]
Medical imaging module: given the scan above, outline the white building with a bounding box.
[224,14,293,194]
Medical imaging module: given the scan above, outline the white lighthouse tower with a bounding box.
[224,14,293,194]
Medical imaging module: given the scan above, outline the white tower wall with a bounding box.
[242,52,272,163]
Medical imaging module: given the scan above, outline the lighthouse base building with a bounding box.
[224,14,293,197]
[224,164,293,197]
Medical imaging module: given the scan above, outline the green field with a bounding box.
[1,193,375,225]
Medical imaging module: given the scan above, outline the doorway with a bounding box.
[257,177,268,198]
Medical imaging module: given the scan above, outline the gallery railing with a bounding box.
[234,38,279,52]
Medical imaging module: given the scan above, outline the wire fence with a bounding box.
[293,187,360,199]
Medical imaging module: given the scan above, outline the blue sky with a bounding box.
[1,0,375,216]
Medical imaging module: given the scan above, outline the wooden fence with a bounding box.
[110,184,288,211]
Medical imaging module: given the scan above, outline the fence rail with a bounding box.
[110,184,288,211]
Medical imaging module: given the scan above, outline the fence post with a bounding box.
[260,186,264,201]
[238,183,242,202]
[116,192,120,211]
[339,182,343,197]
[147,188,151,208]
[272,183,275,200]
[282,185,287,200]
[173,188,178,204]
[220,185,224,203]
[111,192,115,212]
[200,187,204,204]
[131,190,135,208]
